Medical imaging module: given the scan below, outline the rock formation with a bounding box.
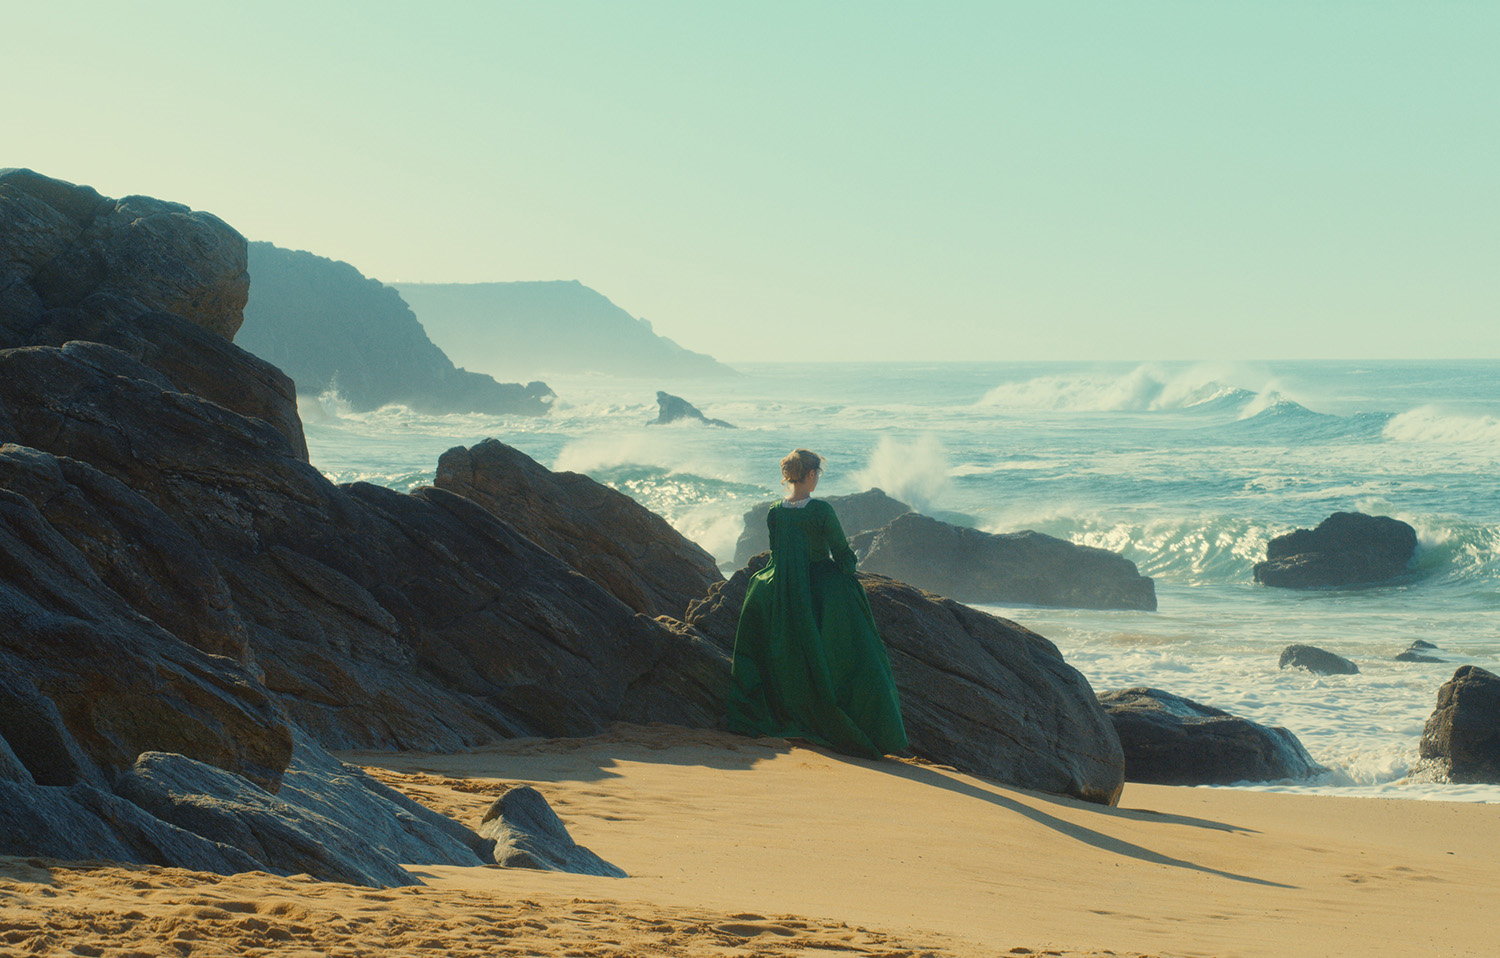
[1253,512,1418,589]
[650,390,735,428]
[479,785,626,877]
[393,279,736,380]
[1419,666,1500,784]
[686,555,1124,805]
[1097,688,1324,785]
[852,513,1157,611]
[434,438,723,619]
[239,242,554,415]
[0,171,728,882]
[1279,644,1360,675]
[733,488,912,568]
[1395,640,1445,663]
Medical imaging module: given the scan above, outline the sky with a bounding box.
[7,1,1497,362]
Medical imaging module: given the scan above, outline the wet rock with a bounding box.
[478,785,627,877]
[687,555,1124,805]
[733,488,912,568]
[1279,644,1360,675]
[435,438,722,619]
[1097,688,1325,785]
[852,513,1157,611]
[1419,666,1500,784]
[1254,512,1418,589]
[1396,640,1445,663]
[651,390,734,428]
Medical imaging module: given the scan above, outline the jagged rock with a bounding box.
[1254,512,1418,589]
[0,169,307,459]
[851,513,1157,611]
[1279,644,1360,675]
[239,242,555,416]
[435,438,722,619]
[1396,640,1445,663]
[733,488,912,568]
[393,279,735,379]
[1419,666,1500,784]
[651,390,734,428]
[686,555,1123,805]
[110,733,490,886]
[1097,688,1324,785]
[478,785,626,877]
[0,341,727,751]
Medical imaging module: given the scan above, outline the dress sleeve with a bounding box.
[823,502,858,575]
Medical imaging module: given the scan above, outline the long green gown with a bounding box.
[726,497,909,758]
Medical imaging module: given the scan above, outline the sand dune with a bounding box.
[4,724,1495,957]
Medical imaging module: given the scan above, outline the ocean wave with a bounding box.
[1382,406,1500,445]
[1214,400,1392,442]
[852,435,951,513]
[974,363,1291,415]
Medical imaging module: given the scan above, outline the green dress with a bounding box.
[726,498,909,758]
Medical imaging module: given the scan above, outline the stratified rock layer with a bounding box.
[478,785,627,877]
[1097,688,1324,785]
[853,513,1157,611]
[1254,512,1418,589]
[1419,666,1500,784]
[435,439,723,620]
[687,556,1124,805]
[733,489,912,568]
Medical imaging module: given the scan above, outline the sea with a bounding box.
[300,360,1500,803]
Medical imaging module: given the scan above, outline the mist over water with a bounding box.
[304,360,1500,801]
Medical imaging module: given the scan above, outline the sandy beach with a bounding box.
[2,724,1493,957]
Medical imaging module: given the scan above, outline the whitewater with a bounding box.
[302,360,1500,802]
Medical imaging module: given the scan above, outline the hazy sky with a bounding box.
[9,2,1497,362]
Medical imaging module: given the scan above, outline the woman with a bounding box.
[725,449,908,758]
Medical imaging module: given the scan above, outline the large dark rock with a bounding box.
[239,242,555,416]
[686,555,1124,805]
[651,391,734,428]
[478,785,627,877]
[1419,666,1500,784]
[1396,640,1445,663]
[1279,644,1360,675]
[0,169,306,460]
[1097,688,1324,785]
[435,438,723,619]
[1253,512,1418,589]
[851,513,1157,611]
[733,488,912,568]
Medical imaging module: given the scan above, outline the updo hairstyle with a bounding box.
[780,448,823,484]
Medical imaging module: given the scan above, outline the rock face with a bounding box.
[651,391,735,428]
[393,279,736,380]
[478,785,627,877]
[1253,512,1418,589]
[1419,666,1500,784]
[1279,645,1360,675]
[852,513,1157,612]
[733,488,912,568]
[0,168,306,459]
[686,555,1124,805]
[1097,688,1324,785]
[434,439,723,620]
[0,171,731,881]
[239,242,555,415]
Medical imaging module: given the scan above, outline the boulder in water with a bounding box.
[1396,640,1445,663]
[1279,644,1360,675]
[733,488,912,568]
[651,390,734,428]
[852,513,1157,611]
[1419,666,1500,784]
[1253,512,1417,589]
[687,554,1124,805]
[1097,688,1325,785]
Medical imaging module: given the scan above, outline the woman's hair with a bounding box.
[780,448,823,483]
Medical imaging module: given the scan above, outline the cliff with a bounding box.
[239,243,554,414]
[393,280,735,380]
